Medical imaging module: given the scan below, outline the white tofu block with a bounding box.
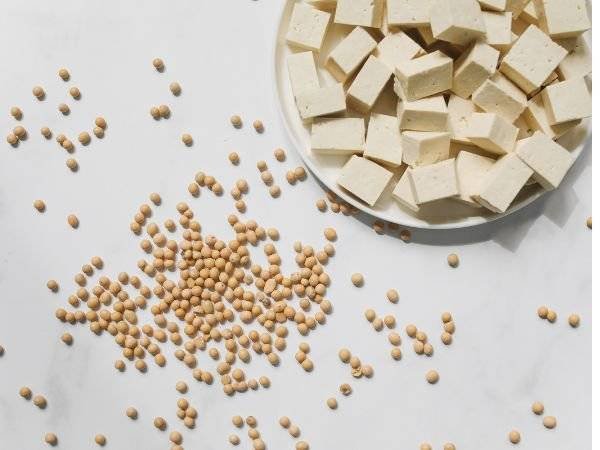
[515,131,574,190]
[520,2,538,25]
[541,77,591,125]
[447,94,479,143]
[387,0,431,27]
[337,155,393,206]
[430,0,486,46]
[296,84,347,120]
[286,52,320,99]
[452,41,500,99]
[455,151,495,206]
[409,158,459,204]
[375,32,425,71]
[557,36,592,80]
[364,113,403,167]
[335,0,384,28]
[311,118,365,155]
[395,51,453,101]
[523,92,581,140]
[397,95,448,132]
[478,0,506,12]
[326,27,377,82]
[286,3,331,52]
[463,112,518,155]
[392,169,420,212]
[500,25,568,94]
[473,153,533,212]
[472,72,527,123]
[482,12,512,49]
[505,0,529,17]
[347,56,393,113]
[402,131,451,166]
[533,0,590,39]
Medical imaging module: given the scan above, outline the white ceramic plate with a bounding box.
[273,0,591,229]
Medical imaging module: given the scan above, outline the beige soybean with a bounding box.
[33,199,46,212]
[67,214,79,228]
[296,442,309,450]
[7,133,18,145]
[339,383,352,395]
[10,106,22,120]
[253,120,264,133]
[78,131,91,145]
[338,348,351,363]
[94,434,106,446]
[33,394,47,408]
[153,416,167,430]
[170,82,182,96]
[543,416,557,429]
[568,314,580,328]
[531,401,544,415]
[33,86,45,99]
[230,115,242,128]
[58,103,70,115]
[182,134,193,146]
[66,158,78,171]
[44,432,58,446]
[351,273,364,287]
[58,68,70,80]
[586,216,592,229]
[13,125,27,139]
[509,430,521,444]
[229,434,240,445]
[425,370,439,384]
[324,227,337,241]
[326,397,337,409]
[69,87,81,99]
[152,58,164,71]
[41,127,52,138]
[126,407,138,419]
[288,424,300,437]
[95,117,107,129]
[447,253,459,267]
[158,105,170,118]
[19,386,32,399]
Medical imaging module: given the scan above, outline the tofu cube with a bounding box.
[402,131,451,166]
[515,131,574,190]
[478,0,507,12]
[500,25,568,94]
[397,95,448,132]
[452,41,500,99]
[392,169,420,212]
[472,72,527,123]
[387,0,432,27]
[286,3,331,52]
[337,155,394,206]
[364,113,403,167]
[541,77,591,125]
[430,0,486,46]
[482,11,513,50]
[311,118,366,156]
[395,51,453,101]
[409,158,459,204]
[296,83,347,120]
[455,151,495,207]
[557,36,592,80]
[375,32,425,71]
[335,0,384,28]
[326,27,377,82]
[447,94,478,143]
[286,52,320,99]
[463,112,518,155]
[533,0,590,39]
[347,55,393,113]
[523,92,581,140]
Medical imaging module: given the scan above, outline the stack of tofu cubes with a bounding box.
[285,0,591,214]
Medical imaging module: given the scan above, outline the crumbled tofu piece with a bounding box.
[364,113,403,167]
[520,2,538,25]
[392,169,420,212]
[478,0,507,12]
[287,52,320,99]
[447,94,478,143]
[505,0,530,17]
[397,95,448,132]
[541,77,591,125]
[395,51,453,101]
[296,83,346,120]
[472,72,527,123]
[482,11,513,49]
[452,41,500,99]
[347,56,393,113]
[337,155,394,206]
[523,92,581,140]
[335,0,384,28]
[402,131,451,166]
[326,26,377,82]
[430,0,486,46]
[557,36,592,80]
[533,0,590,39]
[311,118,366,155]
[515,131,574,190]
[473,153,533,212]
[286,3,331,52]
[455,151,495,207]
[409,158,459,204]
[375,32,425,70]
[387,0,431,27]
[500,25,568,94]
[464,112,518,155]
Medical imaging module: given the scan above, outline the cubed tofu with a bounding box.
[482,11,513,50]
[311,118,365,155]
[402,131,451,166]
[463,112,518,155]
[335,0,384,28]
[472,72,527,123]
[500,25,567,94]
[523,92,581,140]
[455,151,495,207]
[505,0,529,17]
[387,0,431,27]
[287,52,320,99]
[473,152,533,212]
[395,51,453,101]
[397,95,448,132]
[364,113,403,167]
[409,158,459,204]
[515,131,574,190]
[557,36,592,80]
[286,3,331,52]
[478,0,507,11]
[447,95,479,144]
[296,83,347,120]
[430,0,486,46]
[533,0,590,39]
[337,155,394,206]
[392,168,420,212]
[326,27,377,82]
[347,56,393,113]
[452,41,500,99]
[541,77,591,125]
[375,32,425,70]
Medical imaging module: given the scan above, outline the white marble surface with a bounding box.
[0,1,591,449]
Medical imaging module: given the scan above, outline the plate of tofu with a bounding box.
[274,0,592,229]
